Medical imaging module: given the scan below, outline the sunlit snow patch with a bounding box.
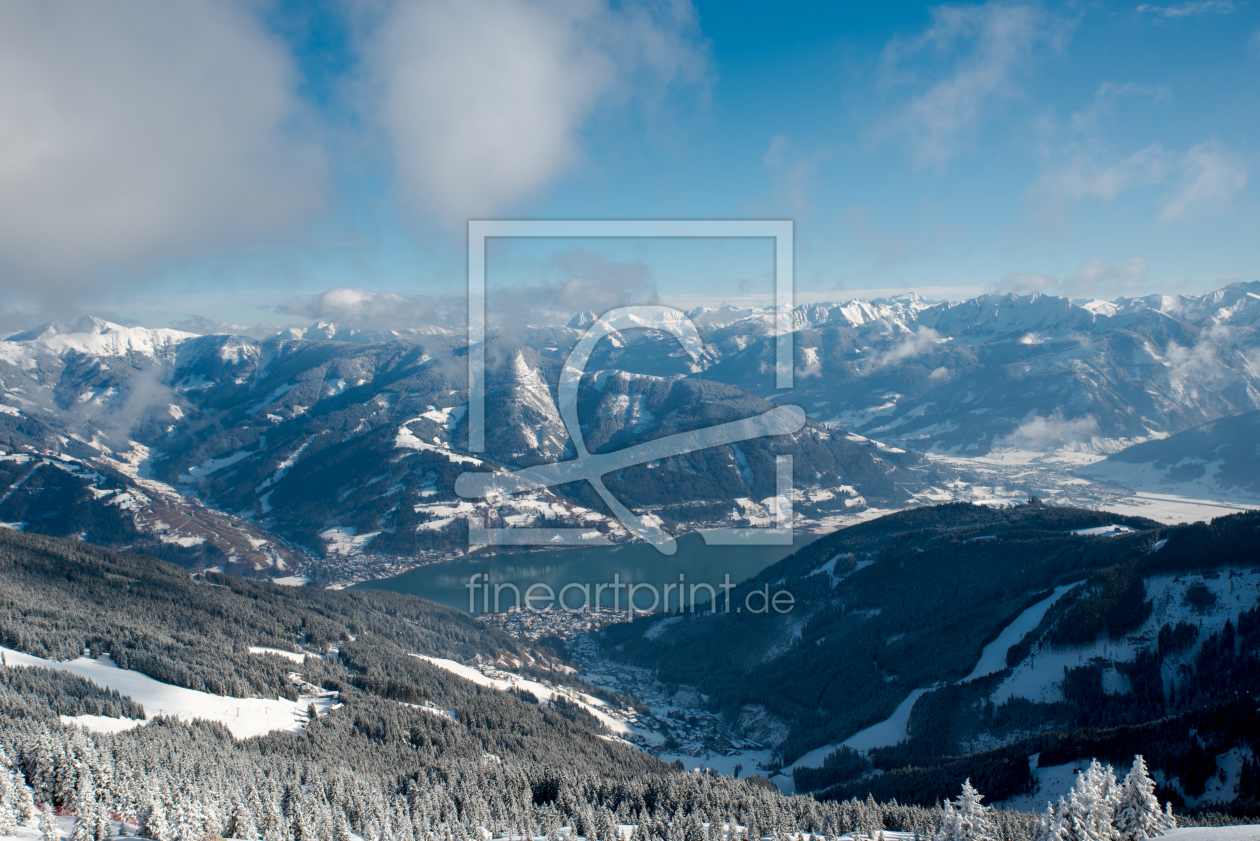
[1,645,337,738]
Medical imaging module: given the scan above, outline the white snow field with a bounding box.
[774,580,1089,792]
[415,655,636,738]
[1160,827,1260,841]
[963,581,1086,681]
[247,645,308,663]
[0,645,338,738]
[992,568,1260,706]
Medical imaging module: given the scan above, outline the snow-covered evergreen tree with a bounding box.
[40,803,62,840]
[0,770,19,835]
[71,798,95,841]
[142,791,171,841]
[91,799,111,841]
[1032,801,1066,841]
[16,772,38,824]
[934,800,962,841]
[225,794,260,840]
[1061,760,1120,841]
[1115,756,1170,841]
[953,780,996,841]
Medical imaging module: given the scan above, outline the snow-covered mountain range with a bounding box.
[1,282,1257,578]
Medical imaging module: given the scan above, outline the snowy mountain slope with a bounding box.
[2,281,1258,581]
[1,321,917,577]
[3,316,196,359]
[1078,410,1260,498]
[0,644,338,738]
[601,502,1260,809]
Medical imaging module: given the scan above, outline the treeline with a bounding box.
[796,593,1260,807]
[0,665,145,720]
[602,502,1174,766]
[603,505,1260,798]
[0,527,531,701]
[797,695,1258,813]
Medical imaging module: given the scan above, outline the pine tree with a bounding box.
[1115,756,1167,841]
[336,809,355,841]
[71,800,95,841]
[934,801,962,841]
[1062,761,1118,841]
[0,771,19,836]
[142,792,171,841]
[952,780,995,841]
[1031,802,1055,841]
[16,773,38,824]
[91,799,111,841]
[40,803,62,841]
[226,795,260,840]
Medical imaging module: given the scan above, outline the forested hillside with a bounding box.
[602,502,1260,812]
[0,528,1035,840]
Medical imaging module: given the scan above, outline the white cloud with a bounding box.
[1167,323,1233,383]
[996,256,1150,298]
[1065,256,1149,296]
[485,249,658,329]
[280,288,457,330]
[1000,411,1099,450]
[1158,141,1249,222]
[878,2,1068,166]
[1137,1,1237,18]
[867,327,943,372]
[763,135,830,215]
[1031,144,1174,211]
[1002,272,1058,295]
[367,0,709,227]
[0,1,328,289]
[1030,83,1247,225]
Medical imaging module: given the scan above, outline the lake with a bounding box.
[350,531,817,614]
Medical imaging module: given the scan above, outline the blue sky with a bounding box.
[0,0,1257,332]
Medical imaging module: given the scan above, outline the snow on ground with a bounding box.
[248,646,308,663]
[1095,492,1258,525]
[773,578,1093,792]
[420,404,467,431]
[320,526,380,558]
[271,574,312,586]
[963,581,1086,681]
[842,687,930,752]
[1,645,337,739]
[1070,525,1137,537]
[414,656,636,738]
[771,687,932,793]
[181,446,256,481]
[993,569,1260,705]
[1001,755,1091,812]
[395,419,482,464]
[919,449,1260,525]
[1161,825,1260,840]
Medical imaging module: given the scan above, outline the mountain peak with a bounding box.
[4,315,196,357]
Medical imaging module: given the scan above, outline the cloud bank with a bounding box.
[366,0,709,227]
[0,1,328,290]
[878,2,1069,166]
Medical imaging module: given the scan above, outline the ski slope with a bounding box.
[415,655,635,737]
[1,645,338,738]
